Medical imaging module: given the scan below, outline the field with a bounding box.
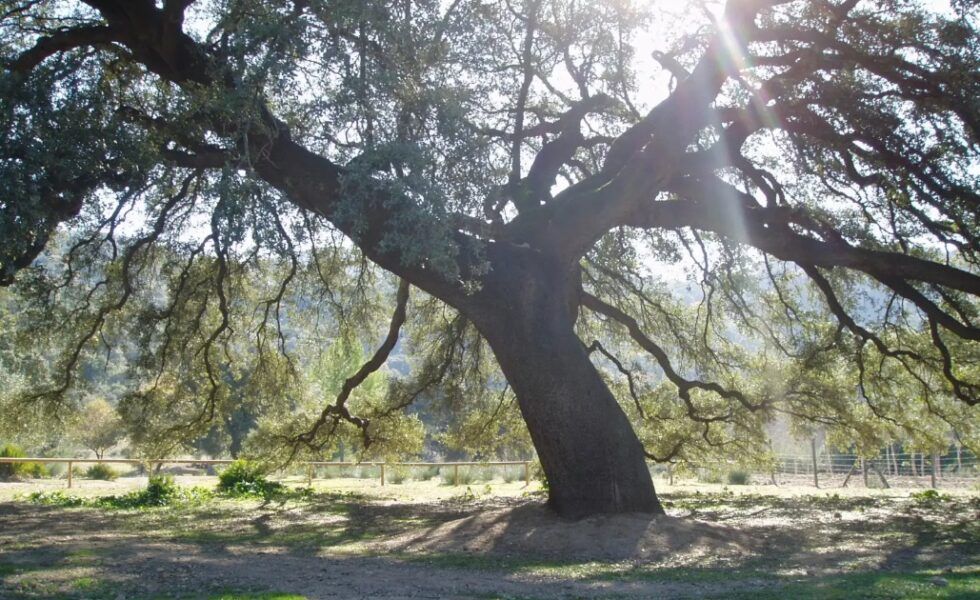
[0,475,977,599]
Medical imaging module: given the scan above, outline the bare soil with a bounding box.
[382,505,756,562]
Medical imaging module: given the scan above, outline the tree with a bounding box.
[1,0,979,518]
[74,398,124,459]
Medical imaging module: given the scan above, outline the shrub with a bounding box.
[727,470,750,485]
[217,459,283,498]
[698,468,724,484]
[441,465,477,486]
[417,466,440,481]
[910,489,952,506]
[140,474,181,506]
[85,464,119,481]
[387,466,410,484]
[0,444,48,479]
[218,459,266,490]
[501,464,523,483]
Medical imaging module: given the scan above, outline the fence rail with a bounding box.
[673,450,978,490]
[2,453,976,491]
[0,457,532,489]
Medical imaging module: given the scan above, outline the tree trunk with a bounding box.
[462,247,662,518]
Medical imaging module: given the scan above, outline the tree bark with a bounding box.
[461,246,663,518]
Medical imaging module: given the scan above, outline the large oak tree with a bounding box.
[1,0,978,517]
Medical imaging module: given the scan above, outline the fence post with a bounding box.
[811,438,819,488]
[931,453,938,489]
[453,464,459,486]
[67,460,73,489]
[307,463,314,487]
[380,463,385,486]
[861,458,868,487]
[524,461,530,486]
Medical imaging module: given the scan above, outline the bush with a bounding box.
[217,459,283,498]
[417,466,440,481]
[387,466,410,484]
[501,464,524,483]
[85,464,120,481]
[727,470,750,485]
[0,444,48,480]
[910,489,953,506]
[140,474,181,506]
[441,465,478,486]
[218,459,266,490]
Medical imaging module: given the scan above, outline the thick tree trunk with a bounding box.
[461,246,663,518]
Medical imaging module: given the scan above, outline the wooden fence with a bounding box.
[0,457,532,489]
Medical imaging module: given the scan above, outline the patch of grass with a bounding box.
[71,576,98,590]
[0,562,21,577]
[206,593,307,600]
[724,569,980,599]
[404,553,773,584]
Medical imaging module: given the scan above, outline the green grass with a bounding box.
[72,576,99,590]
[723,569,980,599]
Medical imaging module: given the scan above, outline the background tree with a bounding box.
[1,0,979,518]
[73,397,124,459]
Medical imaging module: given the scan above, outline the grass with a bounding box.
[206,594,306,600]
[406,553,980,599]
[723,569,980,599]
[403,552,777,584]
[72,576,99,590]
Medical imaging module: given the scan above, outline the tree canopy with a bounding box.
[1,0,979,516]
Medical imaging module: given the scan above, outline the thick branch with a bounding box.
[7,25,123,74]
[293,279,410,452]
[581,291,765,421]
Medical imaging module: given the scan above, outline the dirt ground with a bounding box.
[0,476,977,599]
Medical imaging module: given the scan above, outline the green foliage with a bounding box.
[85,463,119,481]
[25,490,86,507]
[72,398,125,459]
[217,460,283,498]
[416,466,440,481]
[387,466,410,484]
[136,475,185,507]
[26,475,213,509]
[909,489,954,507]
[0,443,48,479]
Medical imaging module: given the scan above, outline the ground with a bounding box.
[0,474,977,599]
